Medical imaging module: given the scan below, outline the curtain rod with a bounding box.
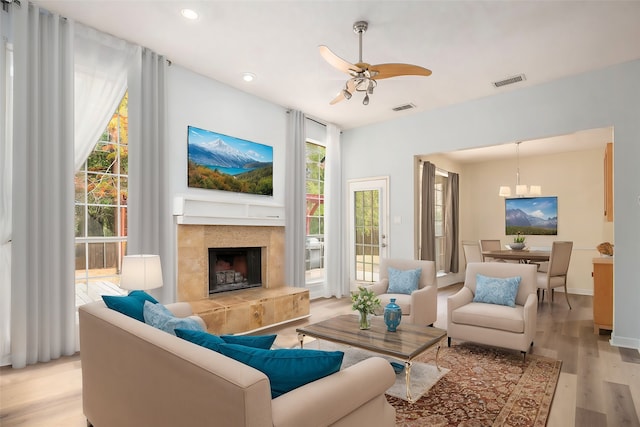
[286,109,327,128]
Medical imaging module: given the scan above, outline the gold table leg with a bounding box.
[404,360,414,403]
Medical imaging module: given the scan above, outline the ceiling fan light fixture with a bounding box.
[367,80,375,94]
[342,88,352,100]
[362,94,369,105]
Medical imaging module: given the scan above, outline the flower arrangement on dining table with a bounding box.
[351,286,381,330]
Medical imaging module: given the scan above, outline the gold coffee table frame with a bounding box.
[296,314,447,403]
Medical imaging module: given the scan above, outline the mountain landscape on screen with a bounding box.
[505,196,558,235]
[187,126,273,196]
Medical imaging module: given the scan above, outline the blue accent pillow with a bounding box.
[473,274,522,307]
[143,301,203,335]
[387,267,422,295]
[216,343,344,398]
[221,334,277,349]
[175,329,277,351]
[175,329,225,351]
[102,290,159,322]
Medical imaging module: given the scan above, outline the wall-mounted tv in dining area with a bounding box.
[187,125,273,196]
[505,196,558,235]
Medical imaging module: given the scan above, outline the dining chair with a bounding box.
[479,239,504,262]
[461,241,483,265]
[536,241,573,309]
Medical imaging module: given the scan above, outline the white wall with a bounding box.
[167,65,287,209]
[342,59,640,349]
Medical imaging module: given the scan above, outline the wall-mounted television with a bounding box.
[505,196,558,235]
[187,126,273,196]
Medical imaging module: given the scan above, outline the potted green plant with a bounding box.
[511,232,526,250]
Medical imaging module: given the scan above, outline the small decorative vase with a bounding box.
[510,242,525,250]
[384,298,402,332]
[358,310,371,330]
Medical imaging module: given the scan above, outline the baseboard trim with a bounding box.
[610,334,640,350]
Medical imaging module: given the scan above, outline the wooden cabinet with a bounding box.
[604,142,613,221]
[592,257,613,334]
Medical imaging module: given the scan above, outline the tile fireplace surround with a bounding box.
[177,224,309,334]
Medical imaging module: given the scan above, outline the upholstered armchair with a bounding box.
[447,262,537,355]
[365,258,437,326]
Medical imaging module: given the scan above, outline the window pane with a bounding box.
[75,205,85,238]
[74,172,86,203]
[87,173,118,205]
[87,206,117,237]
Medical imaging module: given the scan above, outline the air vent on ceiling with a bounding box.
[392,103,416,112]
[493,74,526,88]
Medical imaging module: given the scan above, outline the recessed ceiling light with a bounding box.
[242,72,256,82]
[181,9,198,20]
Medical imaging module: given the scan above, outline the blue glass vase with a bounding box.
[384,298,402,332]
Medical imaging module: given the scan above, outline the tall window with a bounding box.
[74,93,128,304]
[305,142,325,285]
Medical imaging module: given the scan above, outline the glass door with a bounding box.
[348,177,389,283]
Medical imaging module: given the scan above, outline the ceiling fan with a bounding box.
[320,21,432,106]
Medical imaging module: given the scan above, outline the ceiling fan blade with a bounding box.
[329,93,346,105]
[319,45,362,74]
[370,63,432,79]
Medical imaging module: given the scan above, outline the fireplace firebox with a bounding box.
[208,247,262,294]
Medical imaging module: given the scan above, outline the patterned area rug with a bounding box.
[389,343,562,427]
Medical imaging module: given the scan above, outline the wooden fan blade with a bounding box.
[329,93,346,105]
[370,63,432,80]
[319,45,362,74]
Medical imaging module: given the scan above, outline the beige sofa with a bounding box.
[79,301,396,427]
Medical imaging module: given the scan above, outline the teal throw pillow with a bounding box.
[472,274,522,307]
[216,343,344,398]
[175,329,276,351]
[143,301,203,335]
[387,267,422,295]
[102,290,159,322]
[221,334,277,349]
[175,328,225,351]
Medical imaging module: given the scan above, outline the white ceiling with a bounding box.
[33,0,640,133]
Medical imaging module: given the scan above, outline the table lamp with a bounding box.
[120,254,163,291]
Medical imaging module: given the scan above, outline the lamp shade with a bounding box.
[516,185,528,196]
[528,185,542,196]
[498,186,512,197]
[120,254,163,291]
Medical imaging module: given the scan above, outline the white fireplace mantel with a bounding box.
[173,195,285,226]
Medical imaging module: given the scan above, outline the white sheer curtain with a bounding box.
[126,47,173,303]
[285,110,307,287]
[11,3,76,368]
[74,23,138,171]
[323,123,348,297]
[1,17,14,366]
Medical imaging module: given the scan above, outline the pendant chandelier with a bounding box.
[498,142,541,197]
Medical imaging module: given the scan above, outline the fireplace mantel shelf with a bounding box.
[173,195,285,226]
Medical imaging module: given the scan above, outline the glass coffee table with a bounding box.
[296,314,447,403]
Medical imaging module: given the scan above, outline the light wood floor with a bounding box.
[1,284,638,427]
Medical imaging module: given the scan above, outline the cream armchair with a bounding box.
[365,258,437,326]
[447,262,537,355]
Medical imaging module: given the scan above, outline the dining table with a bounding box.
[481,249,550,263]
